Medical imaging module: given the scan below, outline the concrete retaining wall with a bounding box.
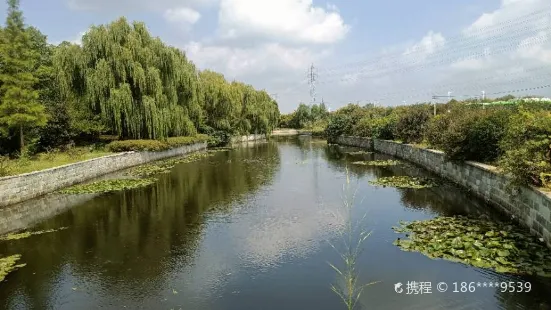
[0,142,207,208]
[332,135,551,248]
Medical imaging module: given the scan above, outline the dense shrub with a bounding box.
[107,135,209,152]
[438,109,511,162]
[393,106,431,143]
[499,109,551,187]
[107,140,169,152]
[352,114,397,140]
[425,114,451,149]
[326,114,354,140]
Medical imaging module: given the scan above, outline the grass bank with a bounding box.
[0,134,210,177]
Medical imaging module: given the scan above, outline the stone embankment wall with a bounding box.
[332,135,551,248]
[0,142,207,208]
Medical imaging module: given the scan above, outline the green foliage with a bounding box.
[0,0,47,151]
[369,176,437,189]
[0,254,26,282]
[425,114,451,148]
[437,109,511,162]
[108,140,172,152]
[0,154,10,176]
[280,103,329,129]
[352,160,401,166]
[278,112,294,128]
[393,216,551,276]
[352,113,397,140]
[0,227,67,241]
[107,135,209,152]
[59,178,157,194]
[326,113,354,140]
[393,105,431,143]
[499,108,551,187]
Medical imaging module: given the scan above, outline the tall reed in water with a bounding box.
[328,166,378,310]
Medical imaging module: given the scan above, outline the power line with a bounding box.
[314,32,550,85]
[316,7,551,75]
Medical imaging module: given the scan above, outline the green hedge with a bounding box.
[328,102,551,188]
[107,135,209,152]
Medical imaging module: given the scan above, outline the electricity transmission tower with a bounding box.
[308,63,318,104]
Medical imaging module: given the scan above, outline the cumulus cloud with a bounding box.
[402,31,446,63]
[217,0,350,44]
[164,7,201,28]
[66,0,216,12]
[183,41,331,78]
[463,0,549,36]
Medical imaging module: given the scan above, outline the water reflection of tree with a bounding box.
[0,142,281,309]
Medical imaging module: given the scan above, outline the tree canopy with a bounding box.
[53,17,279,141]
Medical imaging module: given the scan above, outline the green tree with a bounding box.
[0,0,47,151]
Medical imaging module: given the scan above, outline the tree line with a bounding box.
[0,0,280,155]
[279,102,329,129]
[325,98,551,188]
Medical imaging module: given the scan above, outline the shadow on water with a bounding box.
[0,138,550,310]
[0,141,281,310]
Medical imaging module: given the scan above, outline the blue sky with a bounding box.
[1,0,550,112]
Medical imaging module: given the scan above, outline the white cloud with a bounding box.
[164,7,201,27]
[51,30,87,46]
[184,41,331,78]
[217,0,350,44]
[463,0,549,37]
[514,31,551,64]
[402,31,446,64]
[66,0,216,12]
[71,31,87,45]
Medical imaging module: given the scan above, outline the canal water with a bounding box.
[1,137,551,310]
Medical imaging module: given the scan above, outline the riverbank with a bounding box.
[330,135,551,249]
[0,143,207,208]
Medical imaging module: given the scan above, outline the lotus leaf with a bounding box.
[0,227,68,241]
[369,176,437,189]
[392,215,551,276]
[346,151,373,155]
[128,152,216,177]
[59,178,157,194]
[352,160,401,167]
[0,254,25,282]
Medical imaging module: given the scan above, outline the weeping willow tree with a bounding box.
[53,17,279,140]
[53,18,200,140]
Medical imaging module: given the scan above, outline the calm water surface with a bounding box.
[1,137,551,310]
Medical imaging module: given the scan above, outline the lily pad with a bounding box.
[0,254,26,282]
[59,178,157,194]
[128,152,216,177]
[346,151,373,155]
[352,160,401,166]
[370,176,437,189]
[0,227,68,241]
[392,216,551,276]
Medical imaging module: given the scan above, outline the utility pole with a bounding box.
[481,90,486,109]
[308,63,317,104]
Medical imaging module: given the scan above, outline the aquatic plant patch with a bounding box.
[0,227,68,241]
[370,176,437,189]
[0,254,26,282]
[346,151,373,155]
[352,160,400,166]
[392,216,551,276]
[128,152,216,177]
[59,178,157,194]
